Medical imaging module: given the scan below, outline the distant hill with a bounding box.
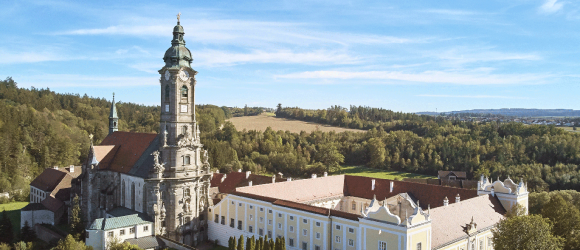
[416,108,580,117]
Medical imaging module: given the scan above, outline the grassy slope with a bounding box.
[335,166,436,180]
[0,202,29,236]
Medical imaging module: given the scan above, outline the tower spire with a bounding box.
[109,93,118,135]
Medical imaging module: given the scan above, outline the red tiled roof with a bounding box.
[343,175,478,209]
[97,131,158,173]
[430,194,506,249]
[30,168,67,192]
[211,172,287,194]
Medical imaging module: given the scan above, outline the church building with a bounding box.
[73,16,528,250]
[75,16,213,249]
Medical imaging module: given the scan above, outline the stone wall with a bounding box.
[21,209,54,227]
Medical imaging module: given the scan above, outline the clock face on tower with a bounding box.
[179,70,189,81]
[164,70,170,81]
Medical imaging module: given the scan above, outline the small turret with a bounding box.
[109,93,118,135]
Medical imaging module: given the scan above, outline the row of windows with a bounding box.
[219,202,358,233]
[104,225,149,238]
[215,213,357,248]
[164,85,189,101]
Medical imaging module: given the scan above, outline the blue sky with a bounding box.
[1,0,580,112]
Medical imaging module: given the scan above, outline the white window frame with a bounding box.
[379,241,387,250]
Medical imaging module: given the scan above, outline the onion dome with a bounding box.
[163,18,193,69]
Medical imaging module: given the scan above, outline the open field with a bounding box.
[227,113,365,133]
[0,202,29,236]
[560,126,580,133]
[335,166,436,180]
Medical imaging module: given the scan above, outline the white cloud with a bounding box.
[275,70,548,85]
[416,94,529,99]
[195,49,361,66]
[420,9,477,16]
[426,47,541,67]
[53,19,421,48]
[539,0,563,13]
[0,50,72,64]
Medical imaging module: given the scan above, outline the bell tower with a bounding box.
[108,93,118,135]
[146,14,212,246]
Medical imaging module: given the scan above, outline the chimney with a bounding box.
[371,179,376,191]
[246,171,251,179]
[69,165,74,173]
[272,175,276,183]
[443,197,449,206]
[287,177,292,182]
[249,181,253,186]
[53,166,59,170]
[323,172,328,177]
[311,174,317,179]
[238,169,242,172]
[389,181,394,193]
[455,194,460,203]
[491,186,495,196]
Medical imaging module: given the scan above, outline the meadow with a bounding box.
[227,113,365,133]
[0,202,29,236]
[334,166,436,180]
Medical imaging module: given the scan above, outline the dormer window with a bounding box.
[181,86,188,98]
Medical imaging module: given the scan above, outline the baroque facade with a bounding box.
[208,174,528,250]
[74,18,212,249]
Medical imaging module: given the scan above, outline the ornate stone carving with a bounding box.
[151,151,165,178]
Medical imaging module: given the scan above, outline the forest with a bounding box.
[1,77,580,200]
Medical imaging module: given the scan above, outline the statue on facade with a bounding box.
[151,151,165,178]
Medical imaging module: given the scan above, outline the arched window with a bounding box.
[183,155,190,165]
[181,85,188,98]
[121,181,125,207]
[131,182,136,210]
[185,188,191,197]
[165,85,170,101]
[181,126,187,135]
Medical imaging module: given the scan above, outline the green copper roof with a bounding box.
[109,94,117,118]
[88,213,151,231]
[163,20,193,69]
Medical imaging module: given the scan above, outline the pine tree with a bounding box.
[237,235,244,250]
[268,238,274,250]
[0,210,14,244]
[19,221,36,243]
[69,195,84,241]
[256,236,262,250]
[263,235,270,250]
[246,236,255,250]
[281,237,286,250]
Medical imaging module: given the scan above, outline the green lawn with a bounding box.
[0,202,29,236]
[335,166,436,180]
